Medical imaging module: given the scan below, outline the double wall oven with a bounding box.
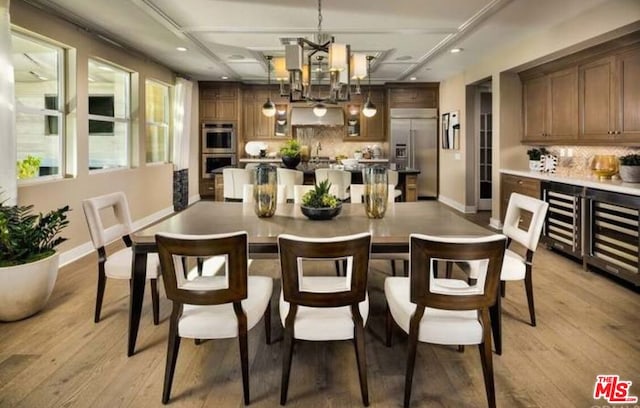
[201,122,236,178]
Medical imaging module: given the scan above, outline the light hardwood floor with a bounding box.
[1,209,638,408]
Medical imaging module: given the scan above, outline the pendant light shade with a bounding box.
[313,103,327,117]
[362,98,377,118]
[262,99,276,117]
[263,56,277,117]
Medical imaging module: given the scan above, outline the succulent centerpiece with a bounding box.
[300,180,342,220]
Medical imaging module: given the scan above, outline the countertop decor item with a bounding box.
[590,155,619,180]
[300,179,342,220]
[363,165,388,219]
[253,164,278,217]
[280,139,301,169]
[526,147,548,172]
[0,193,70,321]
[619,154,640,183]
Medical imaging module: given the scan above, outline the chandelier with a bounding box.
[280,0,369,113]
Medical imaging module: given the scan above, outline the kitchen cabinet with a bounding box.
[579,45,640,143]
[388,85,438,109]
[584,188,639,286]
[342,90,386,141]
[200,179,215,199]
[242,87,288,141]
[541,182,583,259]
[522,67,578,143]
[500,173,541,224]
[199,82,239,121]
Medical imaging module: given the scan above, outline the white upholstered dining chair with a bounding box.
[223,168,251,201]
[82,191,161,324]
[315,168,351,201]
[277,168,304,202]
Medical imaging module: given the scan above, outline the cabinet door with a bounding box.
[242,99,257,141]
[216,99,237,121]
[579,56,616,141]
[547,68,578,141]
[522,76,548,142]
[200,99,218,121]
[617,46,640,141]
[361,102,385,140]
[254,102,275,139]
[500,174,541,222]
[389,87,435,108]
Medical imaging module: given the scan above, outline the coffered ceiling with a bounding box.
[21,0,610,83]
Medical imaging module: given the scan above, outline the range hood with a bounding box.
[290,107,344,127]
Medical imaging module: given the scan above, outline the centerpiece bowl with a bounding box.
[300,203,342,220]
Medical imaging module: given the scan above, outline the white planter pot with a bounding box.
[529,160,541,172]
[619,166,640,183]
[0,252,59,322]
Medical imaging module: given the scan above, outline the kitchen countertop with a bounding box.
[212,165,420,175]
[239,157,389,163]
[501,169,640,196]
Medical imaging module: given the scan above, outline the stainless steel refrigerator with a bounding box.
[389,108,438,198]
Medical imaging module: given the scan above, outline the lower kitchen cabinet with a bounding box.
[500,173,541,224]
[584,188,640,286]
[541,182,583,259]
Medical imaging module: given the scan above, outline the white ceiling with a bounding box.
[19,0,612,83]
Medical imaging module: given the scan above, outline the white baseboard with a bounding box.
[489,218,503,230]
[438,196,476,214]
[59,204,175,267]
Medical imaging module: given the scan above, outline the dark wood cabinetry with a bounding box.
[388,84,438,109]
[199,82,240,121]
[242,87,289,141]
[522,68,578,143]
[521,32,640,146]
[343,89,386,141]
[500,173,541,223]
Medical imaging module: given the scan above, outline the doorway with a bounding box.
[474,80,492,211]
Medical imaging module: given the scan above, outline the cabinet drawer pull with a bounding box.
[604,264,619,274]
[518,180,523,185]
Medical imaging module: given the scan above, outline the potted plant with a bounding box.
[619,153,640,183]
[0,194,70,321]
[526,147,548,171]
[16,155,41,179]
[280,139,301,169]
[300,180,342,220]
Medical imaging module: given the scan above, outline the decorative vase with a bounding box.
[282,155,301,169]
[590,155,619,180]
[619,166,640,183]
[529,160,541,172]
[253,164,277,217]
[300,204,342,220]
[363,165,388,219]
[0,252,59,321]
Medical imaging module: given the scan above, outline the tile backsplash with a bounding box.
[256,127,388,159]
[544,146,640,177]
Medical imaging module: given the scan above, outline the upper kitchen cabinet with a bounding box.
[242,86,288,141]
[580,45,640,143]
[199,82,240,121]
[342,89,386,141]
[522,67,578,143]
[387,84,439,109]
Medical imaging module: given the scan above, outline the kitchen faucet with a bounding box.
[313,141,322,160]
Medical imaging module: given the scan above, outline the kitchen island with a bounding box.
[204,164,421,201]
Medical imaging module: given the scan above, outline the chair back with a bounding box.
[82,191,133,249]
[242,184,286,204]
[155,231,249,305]
[503,193,549,251]
[349,184,396,204]
[277,168,304,201]
[315,169,351,200]
[388,169,399,187]
[409,234,506,310]
[223,168,251,200]
[278,233,371,308]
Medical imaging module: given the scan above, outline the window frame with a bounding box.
[145,79,171,164]
[13,30,65,183]
[87,58,131,172]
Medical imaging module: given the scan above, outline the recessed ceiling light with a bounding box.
[221,76,229,80]
[409,77,417,81]
[450,48,463,54]
[176,47,187,52]
[395,55,412,61]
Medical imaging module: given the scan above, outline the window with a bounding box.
[13,32,64,179]
[88,59,130,170]
[145,80,170,163]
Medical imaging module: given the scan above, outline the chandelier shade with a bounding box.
[262,56,277,117]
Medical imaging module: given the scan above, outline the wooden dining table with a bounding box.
[127,201,495,356]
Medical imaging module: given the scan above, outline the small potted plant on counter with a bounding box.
[0,192,70,321]
[619,153,640,183]
[280,139,301,169]
[527,147,548,171]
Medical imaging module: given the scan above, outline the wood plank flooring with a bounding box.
[1,208,638,408]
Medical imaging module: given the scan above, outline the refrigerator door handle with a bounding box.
[410,129,416,169]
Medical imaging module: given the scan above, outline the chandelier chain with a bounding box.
[317,0,322,38]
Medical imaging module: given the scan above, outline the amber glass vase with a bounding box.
[363,165,388,219]
[253,164,277,217]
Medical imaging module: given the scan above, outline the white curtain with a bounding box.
[172,77,193,170]
[0,0,16,204]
